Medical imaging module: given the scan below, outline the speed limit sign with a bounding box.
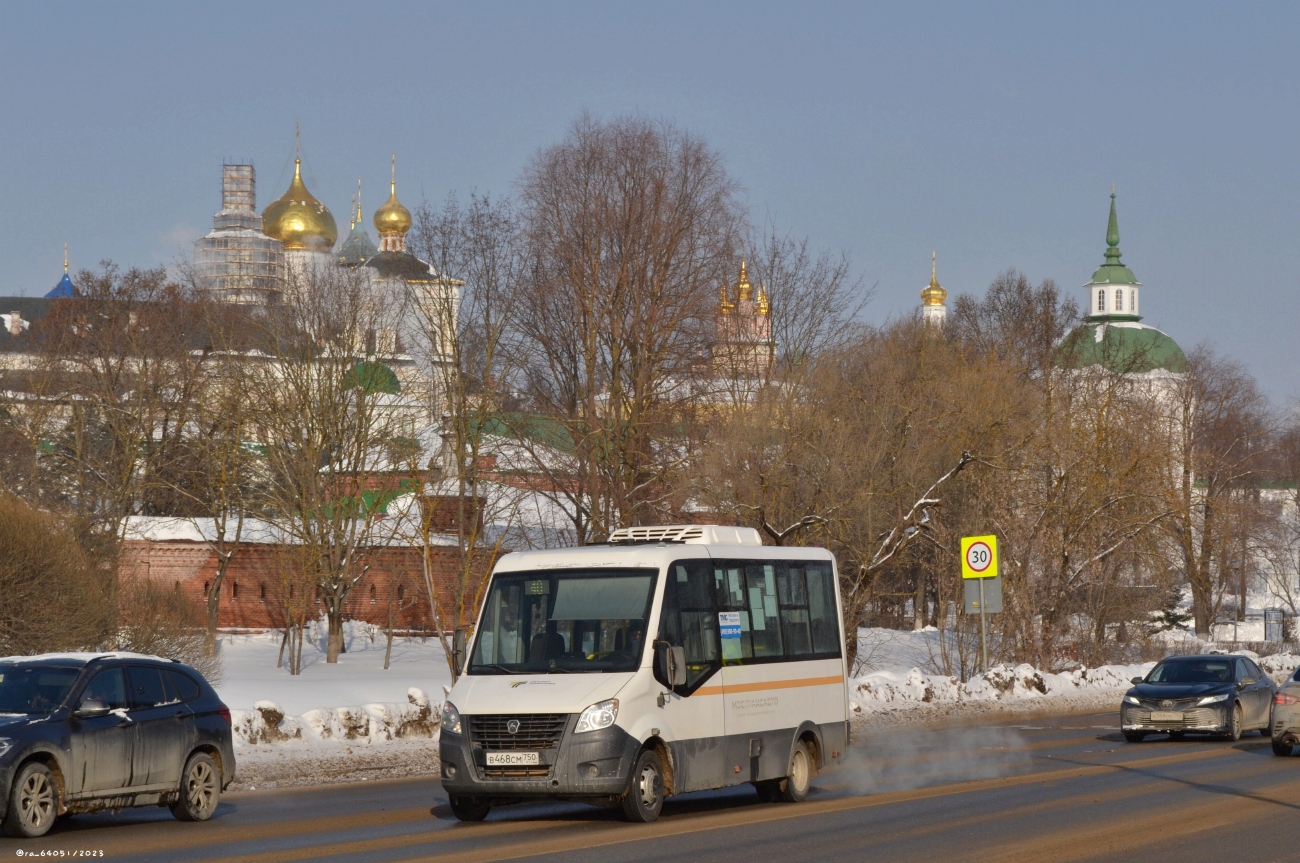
[961,535,998,579]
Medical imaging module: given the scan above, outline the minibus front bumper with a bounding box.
[439,714,642,800]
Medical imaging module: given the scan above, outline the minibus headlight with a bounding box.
[575,698,619,733]
[440,701,463,735]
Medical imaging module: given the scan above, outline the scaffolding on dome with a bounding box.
[193,164,285,304]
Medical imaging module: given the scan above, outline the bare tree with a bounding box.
[247,265,406,663]
[517,114,745,541]
[1163,347,1275,636]
[406,193,526,678]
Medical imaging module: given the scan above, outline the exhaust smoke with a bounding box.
[819,725,1031,797]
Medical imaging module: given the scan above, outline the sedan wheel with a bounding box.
[170,752,221,822]
[1225,704,1244,742]
[3,762,58,838]
[1272,737,1293,757]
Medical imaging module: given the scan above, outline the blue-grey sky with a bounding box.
[3,2,1297,402]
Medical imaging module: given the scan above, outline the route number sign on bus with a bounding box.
[961,535,998,579]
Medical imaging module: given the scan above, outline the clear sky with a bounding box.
[3,2,1297,402]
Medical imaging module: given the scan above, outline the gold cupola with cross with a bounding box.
[921,251,947,327]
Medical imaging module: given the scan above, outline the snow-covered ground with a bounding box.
[210,621,451,790]
[214,621,452,715]
[847,626,1300,717]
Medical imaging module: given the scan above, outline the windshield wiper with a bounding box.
[470,664,525,675]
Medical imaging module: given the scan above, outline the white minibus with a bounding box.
[438,524,849,822]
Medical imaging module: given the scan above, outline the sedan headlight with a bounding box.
[575,698,619,733]
[1197,693,1230,706]
[1123,695,1141,706]
[0,738,11,758]
[440,701,463,735]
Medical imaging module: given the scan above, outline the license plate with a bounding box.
[486,751,540,766]
[1150,711,1184,722]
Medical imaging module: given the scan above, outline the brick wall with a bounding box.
[120,540,489,632]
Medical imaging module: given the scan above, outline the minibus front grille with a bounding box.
[468,714,568,750]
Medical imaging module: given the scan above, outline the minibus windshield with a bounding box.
[469,568,657,674]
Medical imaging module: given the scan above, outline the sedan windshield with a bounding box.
[0,665,80,714]
[470,567,657,674]
[1147,658,1235,684]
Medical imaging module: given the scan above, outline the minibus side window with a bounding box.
[659,561,720,690]
[714,562,752,660]
[806,562,842,656]
[777,563,813,657]
[743,563,783,659]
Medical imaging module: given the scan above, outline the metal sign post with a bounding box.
[961,535,1000,675]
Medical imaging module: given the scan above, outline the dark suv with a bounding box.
[0,653,235,838]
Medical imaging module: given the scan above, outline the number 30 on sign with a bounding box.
[961,535,998,579]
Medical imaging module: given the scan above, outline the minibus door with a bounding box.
[657,560,727,793]
[718,560,790,786]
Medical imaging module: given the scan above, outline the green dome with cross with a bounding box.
[1056,192,1187,374]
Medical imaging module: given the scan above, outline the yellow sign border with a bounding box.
[961,535,999,579]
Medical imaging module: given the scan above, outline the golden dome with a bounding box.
[373,183,411,236]
[756,284,770,316]
[736,260,754,301]
[719,281,735,314]
[373,155,412,237]
[921,251,947,307]
[262,158,338,250]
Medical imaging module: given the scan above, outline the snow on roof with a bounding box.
[0,651,175,665]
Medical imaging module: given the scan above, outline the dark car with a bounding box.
[0,652,235,838]
[1120,654,1276,743]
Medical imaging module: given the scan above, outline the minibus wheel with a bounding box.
[753,780,781,802]
[777,740,813,803]
[621,749,665,822]
[448,795,491,822]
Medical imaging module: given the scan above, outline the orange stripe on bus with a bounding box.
[692,675,843,697]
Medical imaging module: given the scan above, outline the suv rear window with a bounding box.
[167,670,201,702]
[127,666,175,709]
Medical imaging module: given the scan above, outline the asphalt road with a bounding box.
[9,710,1300,863]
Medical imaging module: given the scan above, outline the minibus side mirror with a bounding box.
[667,645,687,687]
[452,628,468,674]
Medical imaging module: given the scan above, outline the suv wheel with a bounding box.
[3,762,58,838]
[170,752,220,822]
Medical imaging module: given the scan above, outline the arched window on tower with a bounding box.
[1115,289,1124,312]
[1097,290,1106,313]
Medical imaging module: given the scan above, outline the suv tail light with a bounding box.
[217,705,232,724]
[1275,693,1299,706]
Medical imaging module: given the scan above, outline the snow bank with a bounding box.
[850,661,1153,714]
[231,687,440,746]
